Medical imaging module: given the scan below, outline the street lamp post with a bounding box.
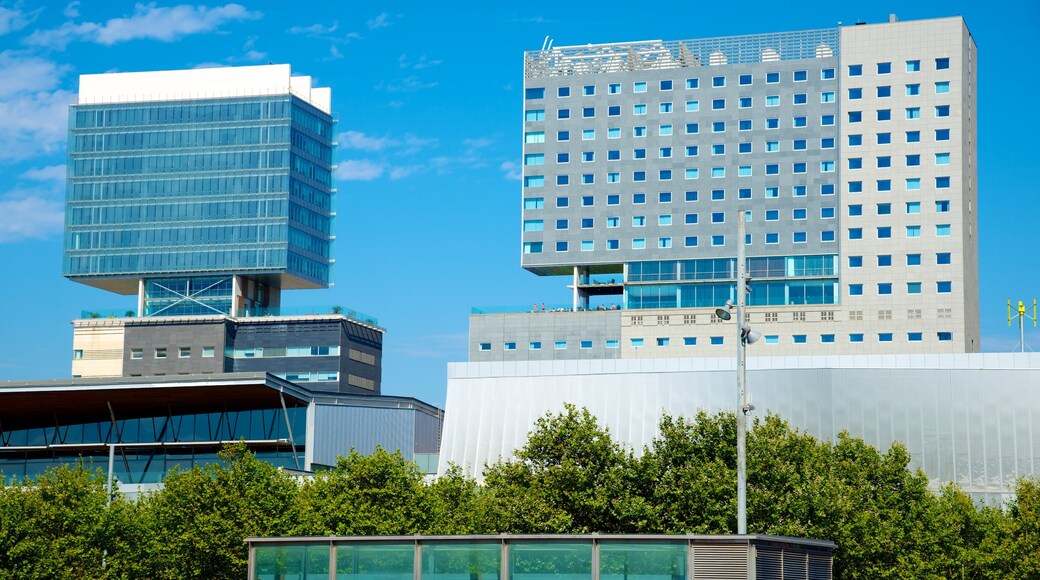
[715,210,759,535]
[735,212,748,535]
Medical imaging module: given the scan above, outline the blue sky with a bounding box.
[0,0,1037,406]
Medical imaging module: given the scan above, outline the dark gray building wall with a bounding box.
[122,320,228,376]
[230,318,383,395]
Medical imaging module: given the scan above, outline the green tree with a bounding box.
[480,404,651,533]
[636,411,738,534]
[294,447,430,535]
[0,464,139,579]
[138,442,299,579]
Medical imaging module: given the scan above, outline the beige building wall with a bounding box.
[71,320,126,377]
[838,16,978,352]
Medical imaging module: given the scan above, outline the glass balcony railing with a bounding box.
[237,306,378,326]
[471,304,622,314]
[80,309,137,319]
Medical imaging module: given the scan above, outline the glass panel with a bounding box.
[254,544,330,580]
[336,543,414,580]
[599,542,687,580]
[421,542,501,580]
[510,543,592,580]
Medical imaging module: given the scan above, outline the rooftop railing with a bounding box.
[525,28,839,78]
[237,306,378,326]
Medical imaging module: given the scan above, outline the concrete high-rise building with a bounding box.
[472,16,978,360]
[64,65,382,394]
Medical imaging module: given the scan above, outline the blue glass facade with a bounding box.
[64,95,335,293]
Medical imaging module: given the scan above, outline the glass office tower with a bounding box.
[64,64,335,317]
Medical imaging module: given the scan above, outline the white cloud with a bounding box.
[20,164,67,182]
[366,12,391,30]
[398,53,442,70]
[63,1,80,18]
[339,130,393,151]
[327,45,343,60]
[500,161,522,181]
[0,6,32,35]
[0,53,72,162]
[288,21,338,35]
[336,159,385,181]
[26,3,262,49]
[378,75,438,92]
[0,189,64,243]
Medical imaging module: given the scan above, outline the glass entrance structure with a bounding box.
[247,534,835,580]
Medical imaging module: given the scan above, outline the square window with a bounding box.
[877,62,891,74]
[202,346,214,357]
[660,102,673,113]
[685,78,699,89]
[937,281,952,293]
[907,253,921,266]
[936,81,950,94]
[793,93,807,105]
[848,64,862,76]
[906,154,920,166]
[686,145,699,156]
[937,252,952,264]
[878,254,892,266]
[684,236,698,247]
[712,75,725,87]
[936,57,950,70]
[660,79,672,90]
[558,108,570,119]
[822,68,835,79]
[608,83,621,94]
[685,191,698,202]
[766,72,779,83]
[936,129,951,141]
[712,98,725,110]
[906,60,921,72]
[557,130,569,141]
[582,107,595,118]
[556,241,568,252]
[766,95,779,106]
[686,123,700,134]
[766,118,779,129]
[556,175,569,186]
[877,133,891,144]
[793,70,807,81]
[739,142,752,153]
[556,197,569,208]
[850,333,864,343]
[849,284,863,296]
[582,195,594,206]
[739,119,752,131]
[877,109,891,121]
[878,284,892,295]
[906,84,920,96]
[876,86,891,98]
[848,111,862,123]
[739,74,752,85]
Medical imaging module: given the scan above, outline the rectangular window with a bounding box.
[936,176,951,188]
[582,107,595,118]
[634,126,647,137]
[936,105,951,117]
[557,131,569,141]
[634,81,647,92]
[504,342,516,351]
[558,109,570,119]
[739,97,752,108]
[877,133,891,144]
[739,119,752,131]
[849,285,863,296]
[876,85,891,98]
[202,346,215,358]
[877,62,891,74]
[179,346,191,358]
[937,252,952,264]
[936,224,951,236]
[582,129,595,140]
[937,281,953,293]
[712,75,725,87]
[685,78,699,89]
[606,340,619,348]
[935,81,950,94]
[936,57,950,70]
[712,98,725,110]
[906,226,921,238]
[660,102,673,113]
[630,338,644,348]
[907,282,922,294]
[660,79,672,90]
[525,109,545,121]
[525,87,545,99]
[877,109,891,121]
[711,235,725,246]
[632,238,645,249]
[523,154,544,165]
[936,129,950,141]
[633,103,647,115]
[524,131,544,144]
[907,254,921,266]
[155,347,167,359]
[529,341,541,350]
[906,84,920,96]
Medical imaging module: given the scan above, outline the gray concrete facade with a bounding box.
[469,310,623,361]
[522,53,840,272]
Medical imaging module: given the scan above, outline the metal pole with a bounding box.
[106,443,115,507]
[736,210,748,535]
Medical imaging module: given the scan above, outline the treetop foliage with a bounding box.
[0,408,1037,579]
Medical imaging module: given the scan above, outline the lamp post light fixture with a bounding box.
[716,210,760,535]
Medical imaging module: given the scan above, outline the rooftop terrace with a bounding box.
[525,28,839,78]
